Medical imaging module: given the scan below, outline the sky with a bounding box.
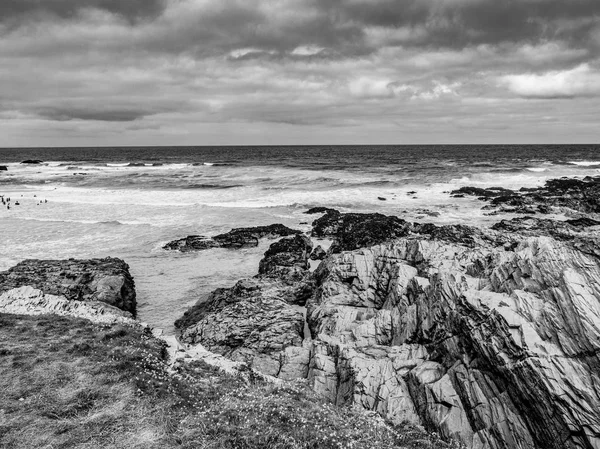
[0,0,599,146]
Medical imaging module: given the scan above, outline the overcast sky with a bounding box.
[1,0,599,146]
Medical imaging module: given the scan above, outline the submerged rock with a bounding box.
[163,224,301,252]
[0,257,136,315]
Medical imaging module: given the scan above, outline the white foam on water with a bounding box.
[526,167,547,172]
[568,161,600,166]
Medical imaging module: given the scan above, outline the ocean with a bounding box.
[2,145,600,332]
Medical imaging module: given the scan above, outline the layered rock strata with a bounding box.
[0,257,136,315]
[163,224,301,252]
[178,206,600,449]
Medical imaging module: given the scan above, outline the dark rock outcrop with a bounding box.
[0,258,136,315]
[450,186,515,198]
[304,207,339,215]
[311,210,411,252]
[163,224,301,252]
[21,160,43,164]
[453,176,600,215]
[310,245,327,261]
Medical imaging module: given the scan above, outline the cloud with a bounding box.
[1,0,600,145]
[501,64,600,98]
[0,0,166,25]
[35,107,154,122]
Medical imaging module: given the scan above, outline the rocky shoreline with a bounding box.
[1,176,600,449]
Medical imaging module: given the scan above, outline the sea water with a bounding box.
[2,145,600,332]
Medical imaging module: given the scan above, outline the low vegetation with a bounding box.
[0,313,460,449]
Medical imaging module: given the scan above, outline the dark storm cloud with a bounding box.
[318,0,600,51]
[142,0,600,59]
[0,0,166,25]
[32,102,178,122]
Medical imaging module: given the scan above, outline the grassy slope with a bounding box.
[0,313,460,449]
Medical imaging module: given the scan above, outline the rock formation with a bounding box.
[309,208,411,252]
[452,176,600,216]
[177,234,314,379]
[0,257,136,315]
[178,204,600,449]
[0,286,136,325]
[163,224,301,252]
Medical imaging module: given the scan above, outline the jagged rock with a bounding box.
[492,216,600,257]
[0,286,136,325]
[311,210,411,253]
[163,224,301,251]
[310,245,327,261]
[177,235,314,377]
[304,236,600,449]
[411,222,510,248]
[258,234,313,282]
[0,258,136,315]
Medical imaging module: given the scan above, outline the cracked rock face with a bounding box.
[0,258,136,315]
[177,234,314,377]
[306,236,600,449]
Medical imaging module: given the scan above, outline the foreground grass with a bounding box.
[0,313,460,449]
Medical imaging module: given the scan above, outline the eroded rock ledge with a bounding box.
[0,257,136,315]
[178,205,600,449]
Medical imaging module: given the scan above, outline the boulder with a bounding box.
[163,224,301,252]
[0,258,136,315]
